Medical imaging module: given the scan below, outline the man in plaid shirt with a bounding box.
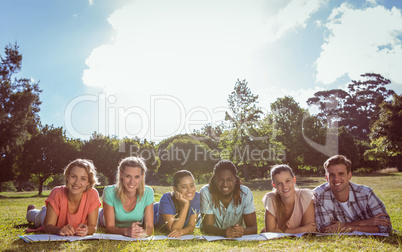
[314,155,392,233]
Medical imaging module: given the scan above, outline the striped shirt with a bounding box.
[313,182,391,233]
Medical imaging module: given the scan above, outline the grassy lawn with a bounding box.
[1,174,401,251]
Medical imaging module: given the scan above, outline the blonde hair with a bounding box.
[115,156,147,204]
[270,164,295,232]
[64,159,99,190]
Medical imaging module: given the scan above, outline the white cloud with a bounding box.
[83,0,329,95]
[82,0,269,95]
[82,0,280,140]
[89,0,94,6]
[268,0,326,41]
[79,0,335,141]
[315,4,402,84]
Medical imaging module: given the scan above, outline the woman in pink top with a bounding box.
[262,165,316,234]
[26,159,101,236]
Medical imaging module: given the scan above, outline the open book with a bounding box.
[20,231,389,243]
[19,233,203,243]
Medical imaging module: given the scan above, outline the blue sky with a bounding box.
[1,0,402,142]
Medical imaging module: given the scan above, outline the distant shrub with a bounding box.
[297,165,323,176]
[376,167,399,174]
[1,181,16,192]
[353,167,375,175]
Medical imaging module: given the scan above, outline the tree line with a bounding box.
[1,44,401,194]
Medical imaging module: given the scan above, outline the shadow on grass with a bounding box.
[0,194,48,199]
[381,233,402,247]
[8,239,69,252]
[14,223,32,229]
[10,232,402,251]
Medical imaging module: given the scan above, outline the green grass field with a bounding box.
[1,174,401,251]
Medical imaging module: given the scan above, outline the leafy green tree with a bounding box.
[224,79,262,180]
[306,89,349,127]
[307,73,395,141]
[194,123,225,144]
[0,43,41,183]
[81,134,160,185]
[81,133,120,184]
[123,137,160,184]
[157,134,216,183]
[271,96,329,173]
[344,73,395,140]
[364,94,402,168]
[17,125,77,195]
[336,127,360,169]
[164,138,217,183]
[271,96,307,169]
[239,115,285,178]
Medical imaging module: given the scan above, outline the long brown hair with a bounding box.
[170,170,195,217]
[270,164,295,232]
[208,160,243,214]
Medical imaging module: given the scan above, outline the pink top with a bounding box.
[262,188,313,229]
[45,186,101,228]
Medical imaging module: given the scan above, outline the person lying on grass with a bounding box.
[98,157,154,238]
[154,170,200,238]
[314,155,392,233]
[200,160,257,238]
[26,159,101,236]
[261,165,316,234]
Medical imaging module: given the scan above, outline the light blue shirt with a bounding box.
[102,185,154,228]
[200,184,255,230]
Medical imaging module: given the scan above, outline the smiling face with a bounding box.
[174,175,196,201]
[272,171,296,199]
[66,166,90,196]
[326,163,352,199]
[121,166,143,195]
[214,169,236,197]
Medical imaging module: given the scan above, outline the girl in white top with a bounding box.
[262,165,316,233]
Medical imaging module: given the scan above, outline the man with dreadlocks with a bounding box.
[200,160,257,238]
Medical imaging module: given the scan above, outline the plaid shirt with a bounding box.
[313,182,391,233]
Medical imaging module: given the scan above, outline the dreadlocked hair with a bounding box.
[208,160,243,215]
[270,164,295,232]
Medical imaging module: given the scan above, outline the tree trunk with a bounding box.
[38,177,43,196]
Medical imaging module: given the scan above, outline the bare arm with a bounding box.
[142,203,154,236]
[103,201,131,236]
[74,206,100,236]
[44,203,75,236]
[201,214,227,237]
[167,213,198,238]
[162,202,190,232]
[285,200,317,234]
[264,209,283,233]
[322,213,391,233]
[242,212,257,235]
[161,196,198,237]
[87,206,99,235]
